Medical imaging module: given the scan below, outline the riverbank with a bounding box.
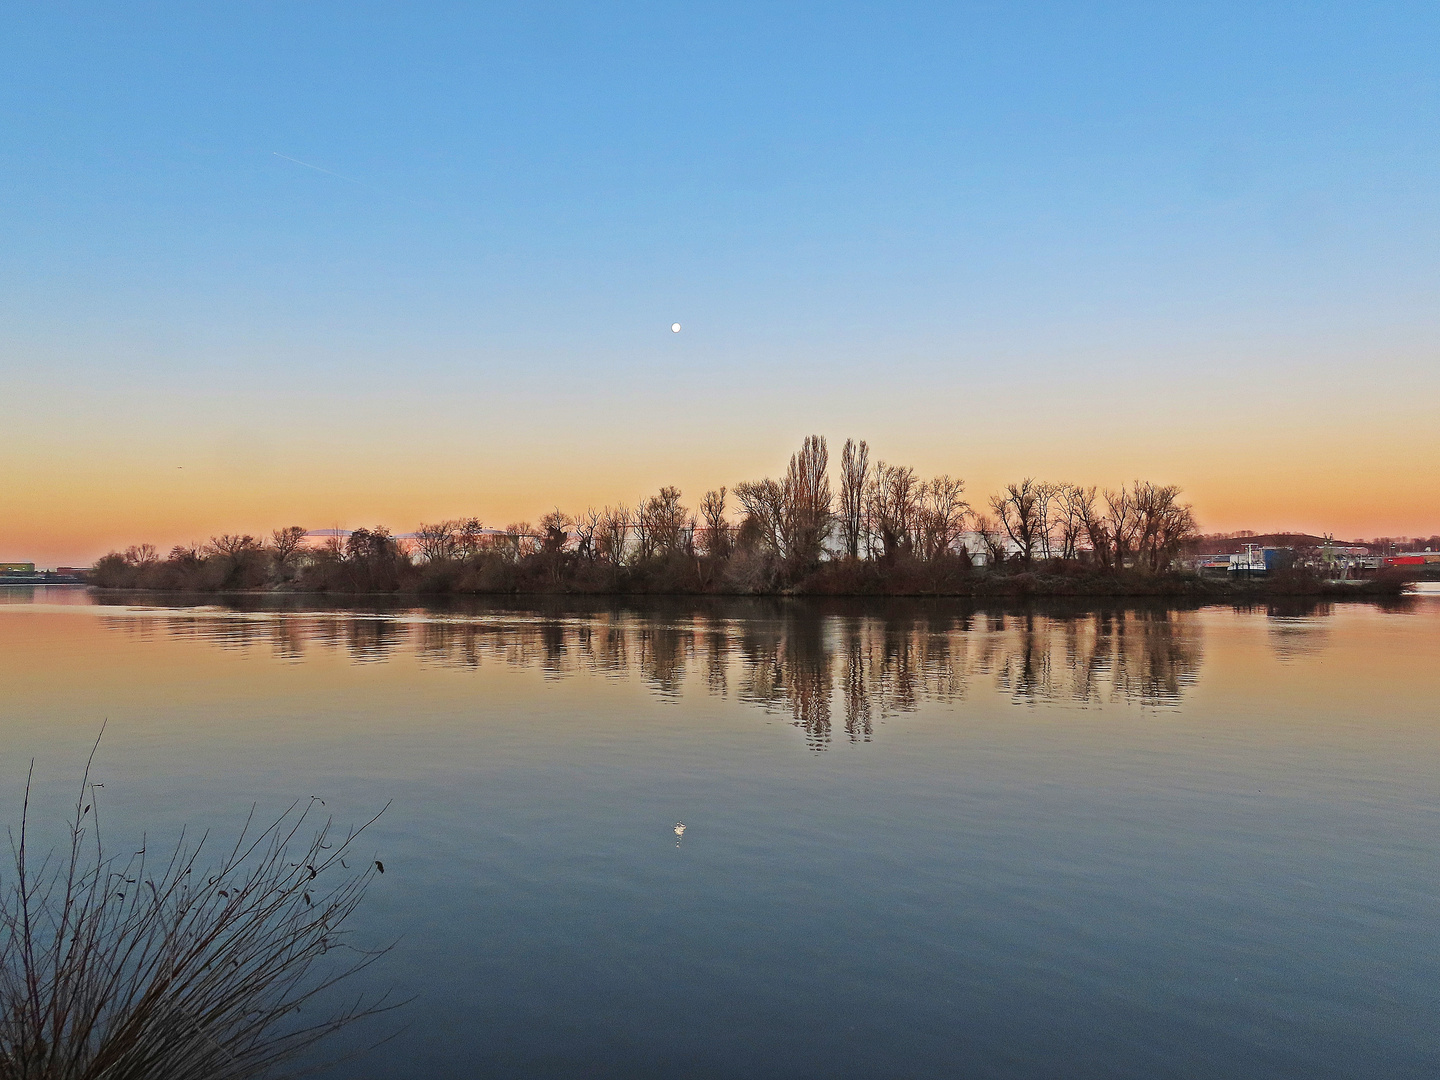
[89,567,1411,601]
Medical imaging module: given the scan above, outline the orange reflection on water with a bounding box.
[5,594,1438,761]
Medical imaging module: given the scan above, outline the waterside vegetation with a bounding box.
[0,748,393,1080]
[91,436,1409,599]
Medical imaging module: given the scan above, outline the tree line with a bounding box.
[93,434,1204,595]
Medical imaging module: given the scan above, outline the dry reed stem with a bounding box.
[0,733,399,1080]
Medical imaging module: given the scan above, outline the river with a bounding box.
[2,586,1438,1078]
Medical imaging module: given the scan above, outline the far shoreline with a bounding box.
[83,574,1411,604]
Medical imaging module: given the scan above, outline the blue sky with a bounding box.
[3,3,1440,561]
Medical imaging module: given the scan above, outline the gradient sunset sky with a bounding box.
[4,4,1439,566]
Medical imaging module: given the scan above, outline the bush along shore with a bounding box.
[90,436,1413,599]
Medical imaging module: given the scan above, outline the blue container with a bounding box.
[1263,548,1295,571]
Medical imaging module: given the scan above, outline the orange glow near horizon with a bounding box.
[7,402,1438,566]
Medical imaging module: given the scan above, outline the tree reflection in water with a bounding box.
[988,609,1205,708]
[736,614,834,748]
[103,601,1223,745]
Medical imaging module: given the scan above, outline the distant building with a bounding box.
[1192,554,1232,574]
[1384,552,1440,569]
[0,562,36,575]
[1191,545,1292,577]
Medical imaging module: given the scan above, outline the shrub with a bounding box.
[0,748,395,1080]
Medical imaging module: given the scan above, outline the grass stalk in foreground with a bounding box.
[0,743,397,1080]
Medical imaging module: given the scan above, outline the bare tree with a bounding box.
[700,488,730,557]
[499,523,538,561]
[1154,497,1197,574]
[455,518,485,558]
[538,509,572,554]
[640,487,687,557]
[632,503,652,561]
[168,543,202,565]
[783,435,832,565]
[866,463,921,559]
[123,545,160,567]
[990,480,1041,565]
[574,507,602,560]
[732,436,833,564]
[267,525,309,582]
[344,527,398,564]
[1033,482,1060,560]
[972,513,1010,566]
[1072,486,1112,570]
[917,475,969,560]
[1104,487,1139,571]
[1055,485,1087,561]
[204,535,261,561]
[204,535,263,587]
[1130,482,1197,573]
[733,479,787,557]
[270,525,308,568]
[597,505,630,564]
[414,521,459,563]
[838,438,869,559]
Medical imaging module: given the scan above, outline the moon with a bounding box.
[670,323,681,333]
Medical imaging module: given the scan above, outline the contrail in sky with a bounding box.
[272,151,365,185]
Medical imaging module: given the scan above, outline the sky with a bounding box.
[3,2,1439,565]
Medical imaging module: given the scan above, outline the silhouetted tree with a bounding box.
[168,543,202,566]
[1054,485,1087,561]
[344,527,395,563]
[205,535,260,560]
[991,480,1041,565]
[1105,487,1139,570]
[270,525,308,570]
[202,534,265,588]
[734,478,786,556]
[783,435,832,566]
[700,488,730,557]
[637,487,687,558]
[1074,486,1112,570]
[124,544,159,568]
[973,513,1009,566]
[1130,481,1196,573]
[918,475,968,560]
[838,438,869,559]
[598,505,629,564]
[415,521,459,563]
[868,463,921,559]
[1033,482,1060,560]
[456,518,485,557]
[539,509,571,554]
[574,507,602,559]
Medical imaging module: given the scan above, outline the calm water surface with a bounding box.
[2,587,1439,1078]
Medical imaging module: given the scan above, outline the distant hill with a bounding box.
[1195,533,1348,554]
